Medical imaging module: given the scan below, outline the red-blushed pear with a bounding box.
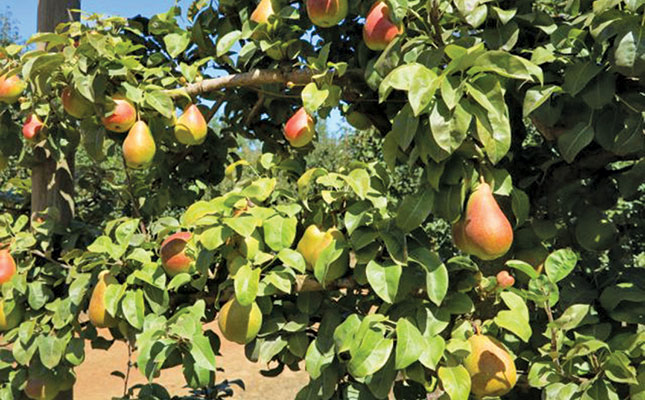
[496,270,515,289]
[362,1,404,51]
[88,270,119,328]
[24,377,61,400]
[464,333,517,398]
[306,0,348,27]
[123,121,156,169]
[101,95,136,133]
[160,232,194,276]
[0,74,26,104]
[250,0,275,24]
[61,86,93,119]
[0,249,16,284]
[452,182,513,260]
[22,114,44,140]
[284,107,315,147]
[174,104,208,145]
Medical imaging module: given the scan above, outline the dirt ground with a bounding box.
[74,321,308,399]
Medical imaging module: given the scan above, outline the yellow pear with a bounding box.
[0,298,23,331]
[174,104,207,145]
[123,121,156,169]
[218,297,263,344]
[463,334,517,398]
[296,225,348,283]
[88,271,119,328]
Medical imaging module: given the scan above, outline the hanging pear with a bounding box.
[123,121,156,169]
[452,182,513,260]
[88,271,119,328]
[464,334,517,398]
[174,104,207,145]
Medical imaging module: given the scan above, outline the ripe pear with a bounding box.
[218,297,263,344]
[123,121,156,169]
[160,232,193,276]
[0,249,16,284]
[296,225,348,283]
[452,182,513,260]
[174,104,208,145]
[22,113,44,140]
[363,1,404,51]
[284,107,315,147]
[306,0,348,27]
[101,95,136,133]
[250,0,276,24]
[24,377,61,400]
[61,86,93,119]
[0,298,23,331]
[464,334,517,398]
[88,270,119,328]
[0,73,26,104]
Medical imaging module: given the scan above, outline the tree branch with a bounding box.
[168,68,363,98]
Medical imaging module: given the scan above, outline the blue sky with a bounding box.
[0,1,179,40]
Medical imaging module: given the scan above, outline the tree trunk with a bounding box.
[36,2,80,400]
[32,0,80,229]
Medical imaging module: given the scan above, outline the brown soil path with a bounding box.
[74,322,308,399]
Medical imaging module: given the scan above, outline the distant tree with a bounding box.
[0,7,19,46]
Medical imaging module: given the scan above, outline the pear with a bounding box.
[464,334,517,398]
[123,121,156,169]
[306,0,348,27]
[88,270,119,328]
[61,86,93,119]
[284,107,315,147]
[496,270,514,289]
[101,95,137,133]
[452,182,513,260]
[22,113,45,140]
[174,104,207,145]
[0,298,23,331]
[218,297,263,344]
[296,225,348,284]
[24,377,61,400]
[160,232,193,276]
[250,0,275,24]
[0,249,17,284]
[0,74,26,104]
[363,1,404,51]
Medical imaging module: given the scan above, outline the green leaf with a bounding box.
[563,61,603,96]
[305,339,334,379]
[145,90,174,119]
[344,169,371,199]
[223,215,261,237]
[409,247,448,306]
[190,334,217,372]
[603,351,638,384]
[391,104,419,151]
[167,273,192,291]
[557,120,594,163]
[366,260,402,303]
[347,322,393,378]
[242,177,276,202]
[199,226,232,251]
[419,335,445,370]
[408,64,438,115]
[122,290,145,330]
[395,319,424,370]
[523,85,562,117]
[506,260,539,279]
[550,304,590,331]
[612,26,645,78]
[216,30,241,57]
[545,249,577,283]
[428,100,471,161]
[511,187,530,226]
[581,380,620,400]
[234,264,260,306]
[302,82,329,113]
[494,291,532,342]
[38,336,65,369]
[438,365,471,400]
[278,249,306,273]
[471,51,543,83]
[395,187,434,232]
[263,216,297,252]
[164,32,191,58]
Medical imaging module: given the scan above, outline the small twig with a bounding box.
[30,250,72,269]
[121,156,148,237]
[544,304,560,369]
[123,341,133,397]
[429,0,445,46]
[245,93,265,126]
[204,96,226,124]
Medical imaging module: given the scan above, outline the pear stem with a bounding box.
[123,341,133,397]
